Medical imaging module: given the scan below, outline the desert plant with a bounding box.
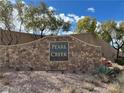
[115,58,124,65]
[97,65,122,79]
[97,65,112,75]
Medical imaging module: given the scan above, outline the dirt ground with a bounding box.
[0,71,123,93]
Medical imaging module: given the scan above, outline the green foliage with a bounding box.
[98,20,124,60]
[100,30,112,43]
[97,65,112,75]
[76,16,97,33]
[99,20,124,44]
[0,0,13,28]
[115,58,124,65]
[101,21,116,32]
[120,22,124,32]
[24,2,71,36]
[0,0,20,45]
[99,20,116,43]
[15,0,25,32]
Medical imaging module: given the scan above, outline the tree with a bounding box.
[24,2,70,37]
[99,20,124,60]
[76,16,97,33]
[0,0,71,45]
[99,21,116,42]
[15,0,25,32]
[0,0,19,45]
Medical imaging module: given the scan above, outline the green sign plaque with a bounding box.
[50,42,68,61]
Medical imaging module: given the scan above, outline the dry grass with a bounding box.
[60,86,76,93]
[116,71,124,93]
[106,70,124,93]
[82,83,95,92]
[117,71,124,83]
[0,71,118,93]
[0,73,4,79]
[107,82,121,93]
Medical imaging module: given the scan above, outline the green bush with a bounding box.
[115,58,124,65]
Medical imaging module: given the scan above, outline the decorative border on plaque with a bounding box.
[49,41,69,61]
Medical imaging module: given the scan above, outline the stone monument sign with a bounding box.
[50,42,68,61]
[0,35,101,73]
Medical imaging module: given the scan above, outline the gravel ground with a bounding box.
[0,71,122,93]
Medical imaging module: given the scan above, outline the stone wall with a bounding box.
[0,29,40,45]
[0,35,102,73]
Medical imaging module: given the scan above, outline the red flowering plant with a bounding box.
[100,57,113,67]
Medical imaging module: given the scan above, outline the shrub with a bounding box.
[115,58,124,65]
[97,65,122,80]
[97,65,112,75]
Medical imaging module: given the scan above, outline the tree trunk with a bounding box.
[40,28,44,38]
[116,48,120,60]
[40,31,43,38]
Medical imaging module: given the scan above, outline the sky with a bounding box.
[5,0,124,35]
[24,0,124,21]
